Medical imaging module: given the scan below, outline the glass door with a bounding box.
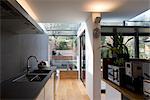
[80,33,86,86]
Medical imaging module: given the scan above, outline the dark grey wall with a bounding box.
[0,25,1,84]
[1,31,48,83]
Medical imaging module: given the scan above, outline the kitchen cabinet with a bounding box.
[60,70,78,79]
[45,71,55,100]
[45,77,52,100]
[36,71,56,100]
[36,88,45,100]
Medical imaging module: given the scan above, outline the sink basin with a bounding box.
[12,74,36,82]
[30,70,51,74]
[26,74,37,81]
[13,74,47,82]
[29,75,47,82]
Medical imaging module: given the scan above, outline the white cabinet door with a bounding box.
[45,72,55,100]
[36,72,56,100]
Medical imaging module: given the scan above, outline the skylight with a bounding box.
[129,9,150,21]
[38,23,80,35]
[126,9,150,26]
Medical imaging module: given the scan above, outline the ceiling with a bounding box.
[18,0,150,23]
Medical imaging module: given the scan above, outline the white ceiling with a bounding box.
[102,0,150,22]
[23,0,150,23]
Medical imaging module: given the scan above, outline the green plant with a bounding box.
[57,41,69,50]
[106,33,133,66]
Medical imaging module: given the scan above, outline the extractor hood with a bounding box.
[0,0,44,34]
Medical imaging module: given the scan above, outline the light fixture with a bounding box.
[83,0,125,12]
[93,17,101,38]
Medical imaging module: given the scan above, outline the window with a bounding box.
[101,36,112,58]
[123,36,135,58]
[139,36,150,59]
[101,36,135,58]
[49,36,77,70]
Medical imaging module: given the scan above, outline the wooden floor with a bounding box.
[55,79,90,100]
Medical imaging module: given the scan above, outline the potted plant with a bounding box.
[106,33,133,86]
[107,33,133,66]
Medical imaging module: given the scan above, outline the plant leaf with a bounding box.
[125,37,133,45]
[107,43,113,48]
[123,44,129,54]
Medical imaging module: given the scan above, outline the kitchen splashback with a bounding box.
[1,32,48,83]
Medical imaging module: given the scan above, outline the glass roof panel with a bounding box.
[38,23,80,35]
[46,31,77,36]
[126,9,150,26]
[129,9,150,21]
[101,9,150,26]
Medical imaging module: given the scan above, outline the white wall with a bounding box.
[85,17,94,100]
[92,13,101,100]
[77,20,94,100]
[77,13,101,100]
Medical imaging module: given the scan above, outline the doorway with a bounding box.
[80,32,86,86]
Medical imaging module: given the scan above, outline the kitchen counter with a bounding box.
[103,79,144,100]
[0,67,56,99]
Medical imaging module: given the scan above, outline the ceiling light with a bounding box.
[83,0,125,12]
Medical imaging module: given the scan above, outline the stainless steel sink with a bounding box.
[30,70,51,74]
[26,74,37,81]
[28,74,47,82]
[12,74,47,82]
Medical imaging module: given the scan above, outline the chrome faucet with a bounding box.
[27,56,38,74]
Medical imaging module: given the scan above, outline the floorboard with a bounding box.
[55,79,90,100]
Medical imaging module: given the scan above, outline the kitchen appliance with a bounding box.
[108,65,125,86]
[125,61,143,93]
